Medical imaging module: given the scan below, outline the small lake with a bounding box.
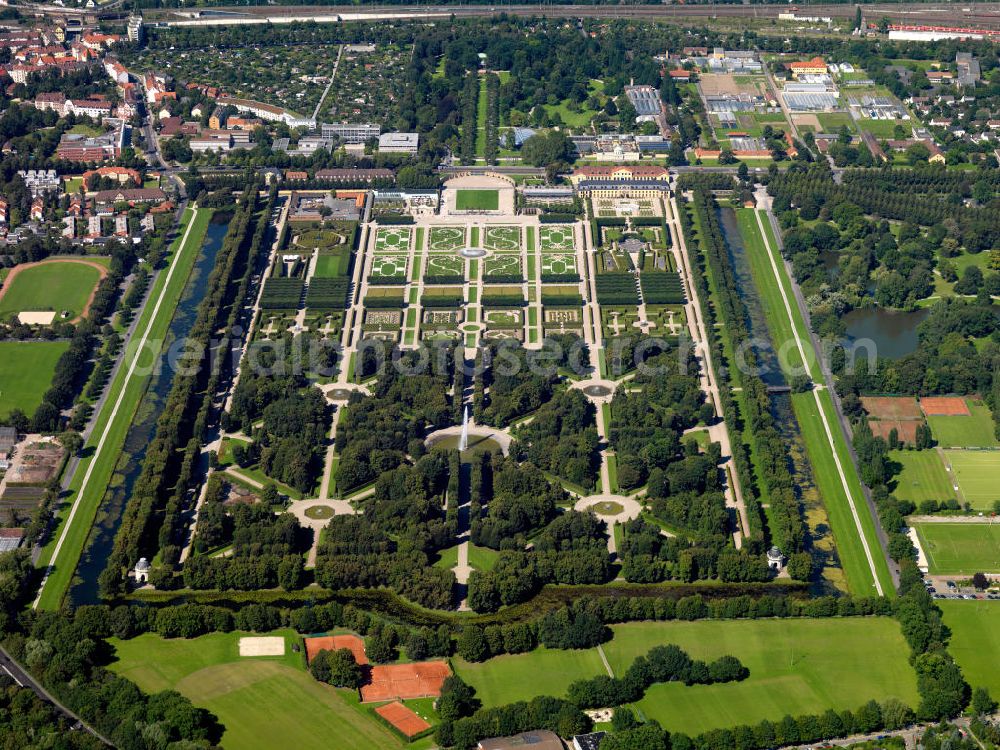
[841,307,929,360]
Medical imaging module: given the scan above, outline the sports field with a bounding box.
[939,600,1000,698]
[944,450,1000,510]
[0,341,69,417]
[914,522,1000,574]
[928,401,998,448]
[455,618,917,736]
[455,189,499,211]
[889,450,955,505]
[0,258,104,320]
[109,630,416,750]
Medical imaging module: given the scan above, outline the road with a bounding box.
[0,645,112,745]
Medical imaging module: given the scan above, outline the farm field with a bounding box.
[0,341,70,418]
[889,450,955,505]
[455,618,918,736]
[455,189,499,211]
[109,630,415,750]
[914,522,1000,574]
[928,401,998,448]
[35,208,212,610]
[0,258,104,320]
[938,600,1000,699]
[944,450,1000,510]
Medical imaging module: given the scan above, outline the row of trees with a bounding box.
[101,184,269,597]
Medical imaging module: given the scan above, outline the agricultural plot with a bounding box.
[373,227,412,253]
[538,226,575,252]
[428,227,466,252]
[915,522,1000,575]
[482,226,520,251]
[944,450,1000,510]
[539,253,577,278]
[483,255,522,281]
[369,255,408,281]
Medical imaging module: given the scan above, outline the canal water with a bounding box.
[717,207,843,592]
[69,217,231,606]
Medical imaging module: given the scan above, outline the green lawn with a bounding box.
[456,618,918,737]
[944,450,1000,510]
[68,123,104,137]
[63,177,83,194]
[0,341,70,418]
[475,76,488,159]
[915,522,1000,574]
[939,600,1000,698]
[36,208,212,610]
[928,401,998,448]
[109,630,410,750]
[0,259,103,319]
[454,645,607,706]
[313,252,350,278]
[856,118,905,138]
[739,208,892,596]
[455,190,499,211]
[609,619,918,735]
[889,450,955,505]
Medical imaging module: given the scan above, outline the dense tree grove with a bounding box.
[335,344,457,492]
[510,388,600,489]
[683,191,808,565]
[315,509,456,610]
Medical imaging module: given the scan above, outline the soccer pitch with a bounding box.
[0,341,70,418]
[889,450,955,505]
[928,402,998,448]
[915,522,1000,574]
[944,450,1000,510]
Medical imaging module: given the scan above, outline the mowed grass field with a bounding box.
[109,631,413,750]
[928,401,998,448]
[945,450,1000,510]
[606,619,918,735]
[915,522,1000,574]
[939,600,1000,698]
[455,189,499,211]
[0,340,69,417]
[456,618,917,736]
[889,450,955,505]
[0,259,103,319]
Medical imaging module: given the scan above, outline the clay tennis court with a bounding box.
[303,634,368,664]
[375,701,431,738]
[869,419,919,445]
[920,397,971,417]
[861,396,922,420]
[360,661,451,703]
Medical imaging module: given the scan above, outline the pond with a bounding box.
[841,306,929,360]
